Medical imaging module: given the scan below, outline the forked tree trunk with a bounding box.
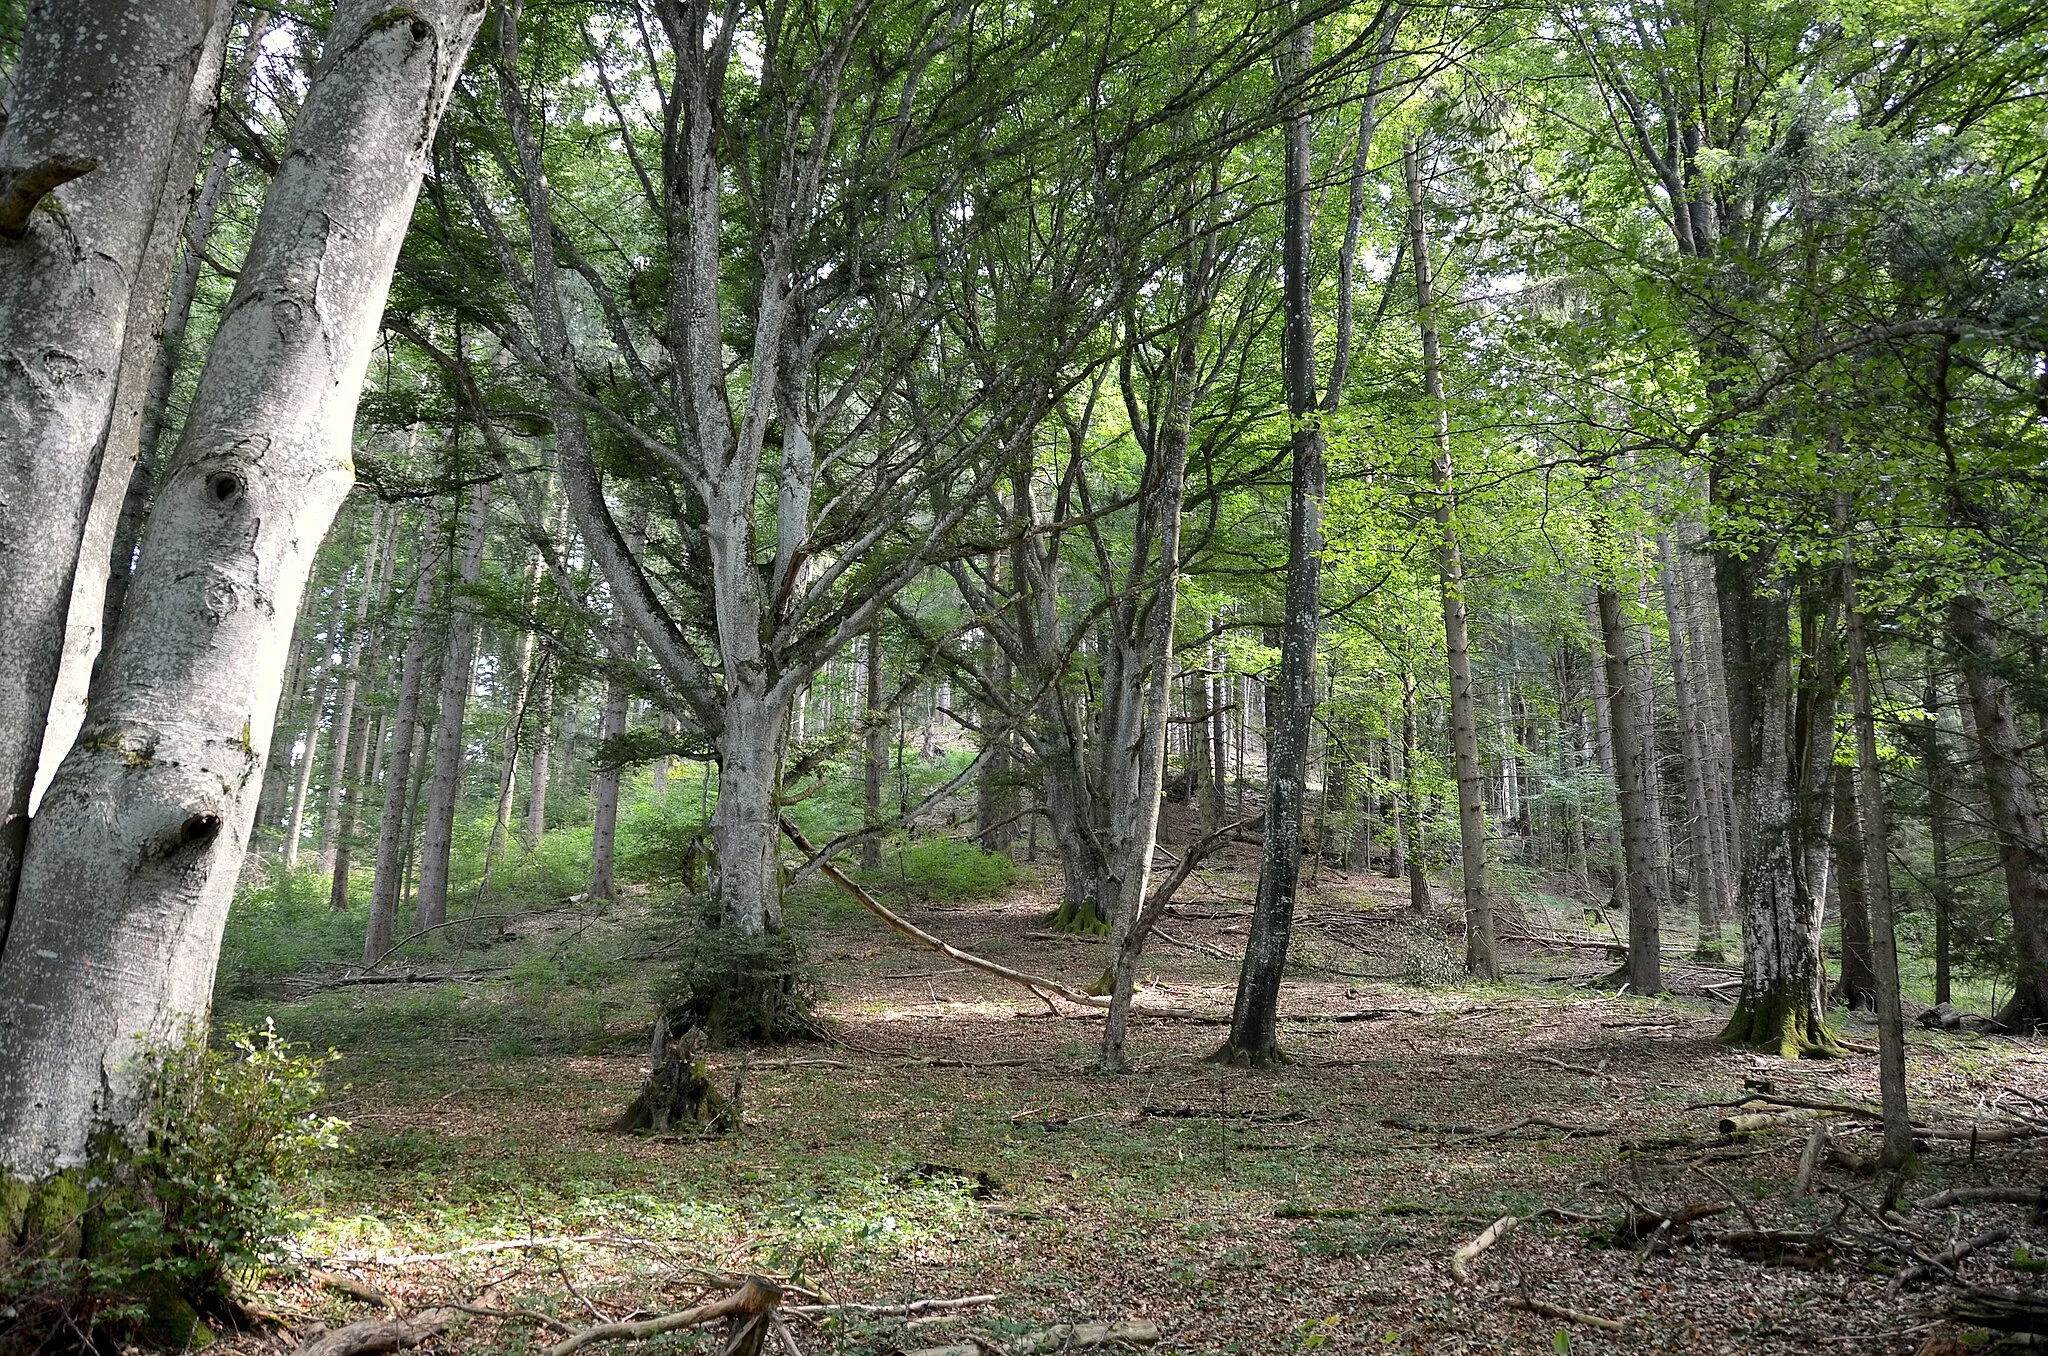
[1719,575,1842,1059]
[1950,594,2048,1029]
[0,0,233,929]
[1406,139,1496,979]
[1597,583,1665,993]
[415,481,494,931]
[0,0,485,1180]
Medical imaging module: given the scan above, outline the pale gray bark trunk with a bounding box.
[0,0,484,1177]
[1658,532,1727,958]
[1598,583,1665,993]
[524,670,553,848]
[0,0,232,928]
[415,481,494,931]
[1405,139,1496,979]
[319,503,389,872]
[590,630,635,902]
[1401,661,1432,914]
[862,624,886,871]
[367,554,441,963]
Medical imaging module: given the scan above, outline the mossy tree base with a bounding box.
[1721,989,1845,1060]
[1203,1042,1293,1070]
[1046,898,1112,935]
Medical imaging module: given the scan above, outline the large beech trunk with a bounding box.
[415,482,494,930]
[1718,574,1842,1059]
[1950,594,2048,1029]
[1405,139,1496,979]
[1598,584,1666,993]
[713,692,790,933]
[0,0,232,927]
[0,0,485,1179]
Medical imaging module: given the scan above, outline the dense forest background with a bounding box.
[1,0,2046,1351]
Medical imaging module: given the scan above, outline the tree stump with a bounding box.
[612,1019,733,1135]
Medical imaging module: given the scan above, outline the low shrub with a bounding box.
[657,923,821,1046]
[1,1024,344,1351]
[875,834,1016,902]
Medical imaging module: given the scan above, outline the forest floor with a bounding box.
[217,811,2047,1356]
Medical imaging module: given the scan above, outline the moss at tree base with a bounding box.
[1720,987,1845,1060]
[1046,898,1112,935]
[1204,1042,1293,1070]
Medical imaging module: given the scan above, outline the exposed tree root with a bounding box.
[1046,897,1113,935]
[1721,989,1845,1060]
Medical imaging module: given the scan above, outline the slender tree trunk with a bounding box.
[1842,529,1912,1163]
[1223,25,1326,1063]
[862,624,886,871]
[284,666,331,871]
[1833,763,1876,1011]
[1402,663,1433,915]
[1923,673,1952,1006]
[1949,594,2048,1029]
[321,503,390,872]
[590,633,635,901]
[525,658,555,848]
[1598,583,1665,993]
[366,555,442,964]
[0,0,485,1181]
[414,482,493,931]
[1659,533,1727,959]
[1406,139,1495,978]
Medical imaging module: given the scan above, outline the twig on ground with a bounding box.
[541,1277,779,1356]
[443,1303,575,1336]
[1504,1296,1625,1331]
[784,1294,999,1318]
[1449,1216,1517,1284]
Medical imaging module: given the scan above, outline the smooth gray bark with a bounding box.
[415,481,494,930]
[862,625,886,871]
[1658,532,1727,958]
[591,629,636,902]
[0,0,232,929]
[320,503,389,872]
[0,0,485,1177]
[367,552,441,963]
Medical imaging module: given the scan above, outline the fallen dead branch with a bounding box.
[1530,1055,1609,1078]
[906,1320,1162,1355]
[443,1303,575,1336]
[542,1276,780,1356]
[1504,1296,1626,1332]
[1950,1285,2048,1335]
[785,1293,998,1318]
[1916,1186,2047,1212]
[1384,1112,1608,1141]
[308,1268,394,1313]
[782,816,1215,1021]
[295,1309,457,1356]
[1886,1226,2013,1297]
[1449,1215,1517,1284]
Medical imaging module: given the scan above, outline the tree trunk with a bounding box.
[1718,567,1843,1059]
[1658,533,1727,959]
[713,688,790,934]
[366,556,442,964]
[1401,663,1433,915]
[0,0,233,929]
[1923,673,1953,1006]
[1597,583,1665,994]
[320,503,390,873]
[1406,139,1496,979]
[862,624,886,871]
[1843,531,1912,1164]
[591,631,635,902]
[0,0,485,1181]
[524,660,555,848]
[415,481,494,931]
[1949,594,2048,1029]
[1223,25,1326,1064]
[1832,763,1876,1011]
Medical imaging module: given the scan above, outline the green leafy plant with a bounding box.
[658,923,821,1045]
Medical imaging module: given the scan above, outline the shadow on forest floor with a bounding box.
[212,812,2047,1356]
